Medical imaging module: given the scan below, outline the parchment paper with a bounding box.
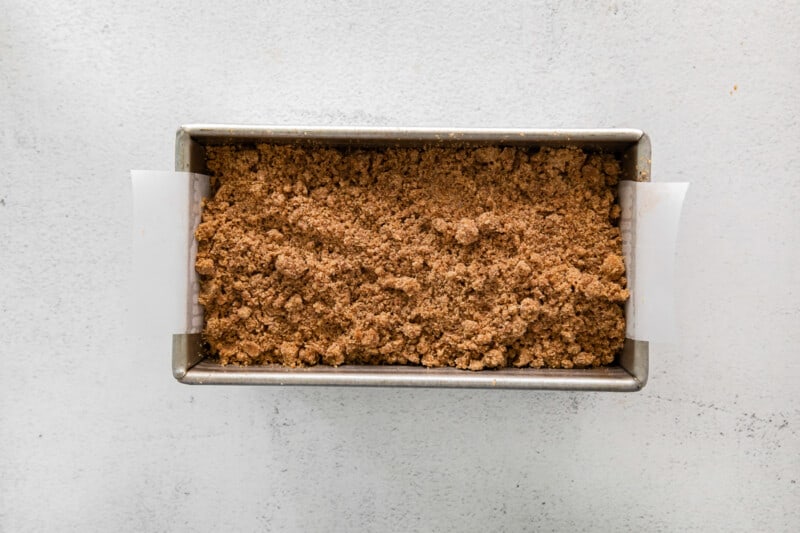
[131,171,687,344]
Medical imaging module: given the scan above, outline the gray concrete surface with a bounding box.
[1,1,799,531]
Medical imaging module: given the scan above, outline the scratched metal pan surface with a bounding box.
[173,125,650,391]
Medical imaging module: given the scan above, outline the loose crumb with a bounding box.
[196,144,628,369]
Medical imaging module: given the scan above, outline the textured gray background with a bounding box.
[2,1,799,531]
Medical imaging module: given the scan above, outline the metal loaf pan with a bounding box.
[174,125,650,391]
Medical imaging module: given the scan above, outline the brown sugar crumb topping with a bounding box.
[196,143,628,370]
